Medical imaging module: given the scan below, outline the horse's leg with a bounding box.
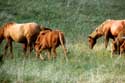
[28,44,32,55]
[22,44,27,55]
[104,31,109,48]
[29,43,33,53]
[119,41,125,56]
[26,38,31,56]
[4,42,9,58]
[5,38,14,58]
[27,37,34,56]
[52,47,57,59]
[47,49,51,60]
[116,40,120,55]
[9,40,13,59]
[35,48,44,60]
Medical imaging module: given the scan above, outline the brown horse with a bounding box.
[0,22,51,58]
[88,19,125,49]
[34,30,67,61]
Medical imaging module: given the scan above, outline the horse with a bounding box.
[34,30,67,61]
[0,22,51,58]
[88,19,125,49]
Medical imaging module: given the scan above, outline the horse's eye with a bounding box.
[96,29,98,32]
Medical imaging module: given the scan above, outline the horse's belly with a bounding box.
[11,35,27,43]
[15,37,27,43]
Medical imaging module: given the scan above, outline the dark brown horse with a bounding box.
[88,19,125,49]
[0,22,51,58]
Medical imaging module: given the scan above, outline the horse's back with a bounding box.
[23,22,41,34]
[110,20,125,37]
[11,22,41,36]
[3,22,41,43]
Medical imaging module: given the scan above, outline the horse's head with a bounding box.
[34,42,41,52]
[88,36,97,49]
[88,29,100,49]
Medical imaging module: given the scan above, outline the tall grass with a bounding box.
[0,0,125,83]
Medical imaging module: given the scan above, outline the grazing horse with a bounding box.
[88,19,125,49]
[0,22,50,58]
[34,30,67,61]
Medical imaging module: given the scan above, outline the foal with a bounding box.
[34,30,67,61]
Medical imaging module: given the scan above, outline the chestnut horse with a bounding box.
[34,30,67,61]
[0,22,50,58]
[88,19,125,49]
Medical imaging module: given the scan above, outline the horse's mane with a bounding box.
[2,22,15,29]
[96,19,111,30]
[40,25,52,31]
[89,19,112,38]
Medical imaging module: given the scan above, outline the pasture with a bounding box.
[0,0,125,83]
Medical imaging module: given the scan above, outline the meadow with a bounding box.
[0,0,125,83]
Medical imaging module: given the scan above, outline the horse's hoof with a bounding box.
[40,56,44,61]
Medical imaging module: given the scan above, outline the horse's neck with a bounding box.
[95,25,104,38]
[90,31,102,41]
[96,20,109,35]
[95,34,102,40]
[94,20,112,40]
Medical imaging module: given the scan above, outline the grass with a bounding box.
[0,0,125,83]
[1,43,125,83]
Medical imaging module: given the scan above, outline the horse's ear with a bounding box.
[88,36,92,41]
[41,32,46,35]
[95,28,98,32]
[88,35,92,39]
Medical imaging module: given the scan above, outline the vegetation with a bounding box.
[0,0,125,83]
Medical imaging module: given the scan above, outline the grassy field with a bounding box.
[0,0,125,83]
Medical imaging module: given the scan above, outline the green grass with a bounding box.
[1,43,125,83]
[0,0,125,83]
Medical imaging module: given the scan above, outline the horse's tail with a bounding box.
[58,31,68,61]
